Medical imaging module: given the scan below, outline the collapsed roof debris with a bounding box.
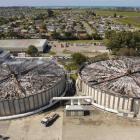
[81,57,140,97]
[0,58,65,100]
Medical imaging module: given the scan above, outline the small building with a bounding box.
[65,105,91,116]
[0,39,48,54]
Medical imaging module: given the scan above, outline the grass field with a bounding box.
[95,10,140,17]
[95,10,140,27]
[116,17,140,27]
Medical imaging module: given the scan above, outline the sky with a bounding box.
[0,0,140,7]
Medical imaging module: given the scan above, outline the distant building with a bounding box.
[0,39,48,53]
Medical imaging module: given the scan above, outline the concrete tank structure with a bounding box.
[0,58,67,117]
[77,57,140,118]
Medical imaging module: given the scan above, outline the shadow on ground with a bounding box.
[0,135,10,140]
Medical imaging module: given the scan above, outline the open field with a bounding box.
[60,40,103,44]
[50,41,108,57]
[95,10,140,17]
[95,10,140,27]
[116,17,140,27]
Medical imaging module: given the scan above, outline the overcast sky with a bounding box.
[0,0,140,7]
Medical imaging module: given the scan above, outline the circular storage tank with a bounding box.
[0,58,67,117]
[77,57,140,117]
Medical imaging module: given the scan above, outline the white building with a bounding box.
[0,39,48,53]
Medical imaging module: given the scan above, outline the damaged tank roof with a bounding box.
[80,57,140,97]
[0,58,65,100]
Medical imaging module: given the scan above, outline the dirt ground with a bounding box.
[50,41,108,57]
[1,108,140,140]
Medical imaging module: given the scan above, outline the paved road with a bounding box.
[0,111,63,140]
[62,109,140,140]
[1,106,140,140]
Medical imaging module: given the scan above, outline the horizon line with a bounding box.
[0,5,140,8]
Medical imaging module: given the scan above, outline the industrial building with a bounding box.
[0,39,48,53]
[77,57,140,118]
[0,57,67,117]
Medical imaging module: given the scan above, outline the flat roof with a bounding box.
[65,105,94,111]
[0,39,47,51]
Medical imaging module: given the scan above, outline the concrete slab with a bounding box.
[0,111,63,140]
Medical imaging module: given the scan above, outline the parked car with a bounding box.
[41,113,59,127]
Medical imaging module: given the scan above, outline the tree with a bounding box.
[0,17,9,26]
[105,30,116,39]
[27,45,39,57]
[117,48,138,56]
[47,9,54,17]
[105,31,140,56]
[114,13,117,18]
[91,33,102,40]
[86,10,96,17]
[63,32,76,40]
[71,53,87,65]
[52,31,60,39]
[41,23,47,30]
[34,13,47,20]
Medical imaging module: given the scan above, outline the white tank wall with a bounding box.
[77,77,136,115]
[0,76,66,117]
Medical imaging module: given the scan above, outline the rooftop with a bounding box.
[0,39,47,51]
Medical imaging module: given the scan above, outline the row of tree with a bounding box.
[105,31,140,56]
[51,31,102,40]
[33,9,54,20]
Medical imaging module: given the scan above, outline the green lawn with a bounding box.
[115,17,140,27]
[70,74,78,81]
[95,10,140,17]
[64,63,78,71]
